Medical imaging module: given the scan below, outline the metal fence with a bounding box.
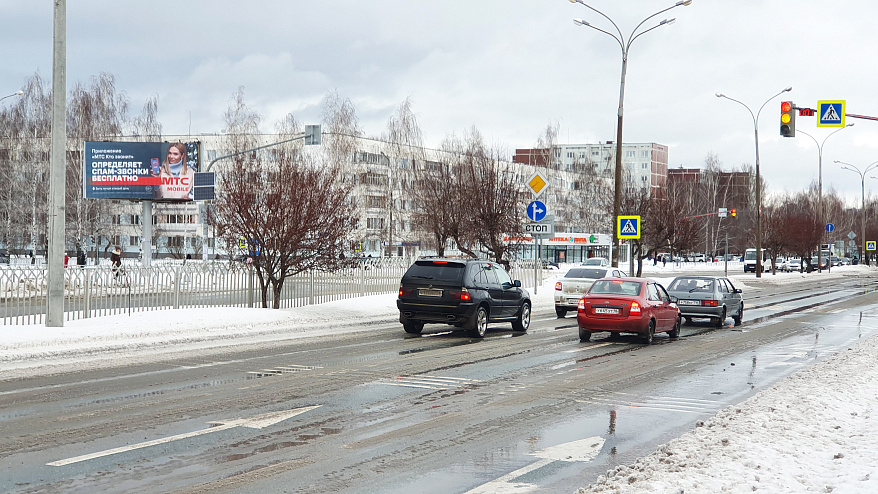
[0,257,414,325]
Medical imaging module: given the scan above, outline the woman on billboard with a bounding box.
[154,143,195,200]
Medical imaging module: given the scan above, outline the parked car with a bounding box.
[0,249,9,265]
[397,257,531,338]
[782,258,802,272]
[581,257,610,267]
[540,259,560,270]
[808,256,830,271]
[666,276,744,328]
[577,277,680,344]
[689,253,706,262]
[554,266,625,318]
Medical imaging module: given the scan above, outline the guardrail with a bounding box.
[0,257,413,325]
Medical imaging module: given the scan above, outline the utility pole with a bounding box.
[47,0,66,327]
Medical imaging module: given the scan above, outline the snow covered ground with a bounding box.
[2,261,876,492]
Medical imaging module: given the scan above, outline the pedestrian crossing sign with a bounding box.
[867,241,876,251]
[817,100,845,127]
[617,215,641,239]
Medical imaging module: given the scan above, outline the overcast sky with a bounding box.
[3,1,878,204]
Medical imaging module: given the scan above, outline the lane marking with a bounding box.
[375,375,481,391]
[47,405,320,467]
[465,436,605,493]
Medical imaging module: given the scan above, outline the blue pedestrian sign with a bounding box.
[817,100,845,127]
[617,215,641,239]
[826,223,835,233]
[527,200,548,222]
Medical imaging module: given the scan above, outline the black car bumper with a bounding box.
[397,299,479,327]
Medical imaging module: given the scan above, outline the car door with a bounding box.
[473,263,504,318]
[656,283,677,330]
[722,278,742,314]
[645,283,667,330]
[493,264,521,317]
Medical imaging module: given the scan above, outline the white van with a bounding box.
[743,248,770,273]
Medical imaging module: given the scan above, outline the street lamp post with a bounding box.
[0,90,24,104]
[569,0,692,268]
[798,124,853,272]
[716,87,792,278]
[835,160,878,266]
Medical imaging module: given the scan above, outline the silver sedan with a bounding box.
[666,276,743,327]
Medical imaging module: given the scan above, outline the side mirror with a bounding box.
[669,296,678,303]
[513,280,522,288]
[734,288,742,294]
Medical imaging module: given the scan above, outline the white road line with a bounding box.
[48,405,320,467]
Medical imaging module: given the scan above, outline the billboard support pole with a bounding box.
[47,0,66,327]
[142,201,153,267]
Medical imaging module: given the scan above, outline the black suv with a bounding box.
[397,257,531,337]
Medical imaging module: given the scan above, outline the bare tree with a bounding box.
[212,89,356,308]
[382,97,425,256]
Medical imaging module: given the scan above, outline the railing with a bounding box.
[0,257,414,325]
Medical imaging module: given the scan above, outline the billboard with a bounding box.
[84,141,200,201]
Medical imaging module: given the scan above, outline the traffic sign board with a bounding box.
[525,171,549,197]
[868,241,877,251]
[826,223,835,233]
[524,222,554,236]
[527,200,548,222]
[817,100,845,127]
[617,216,641,239]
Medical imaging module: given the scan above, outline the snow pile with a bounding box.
[577,334,878,494]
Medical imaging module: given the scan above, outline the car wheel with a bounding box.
[733,303,743,326]
[402,321,424,334]
[579,327,591,342]
[643,319,655,345]
[513,302,531,332]
[683,316,691,325]
[714,308,726,328]
[470,306,488,338]
[669,316,681,339]
[555,307,567,318]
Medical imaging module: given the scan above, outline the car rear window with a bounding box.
[589,279,642,296]
[564,268,605,279]
[668,278,714,292]
[403,260,466,283]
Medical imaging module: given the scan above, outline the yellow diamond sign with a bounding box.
[526,171,548,197]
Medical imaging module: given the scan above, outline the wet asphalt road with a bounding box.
[2,272,877,493]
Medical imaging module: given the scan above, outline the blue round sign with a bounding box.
[826,223,835,233]
[527,200,547,222]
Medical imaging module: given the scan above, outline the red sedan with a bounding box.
[577,277,680,344]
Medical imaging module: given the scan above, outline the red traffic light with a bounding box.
[780,101,796,137]
[730,208,737,217]
[781,101,792,113]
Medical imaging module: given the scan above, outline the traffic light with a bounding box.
[780,101,796,137]
[730,208,736,217]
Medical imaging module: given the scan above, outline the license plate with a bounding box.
[568,298,580,305]
[677,300,700,306]
[594,307,620,314]
[419,289,442,297]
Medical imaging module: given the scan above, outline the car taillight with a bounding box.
[630,301,641,314]
[578,298,585,310]
[448,288,471,301]
[398,286,413,297]
[702,300,719,307]
[555,282,562,291]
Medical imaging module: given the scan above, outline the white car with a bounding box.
[581,257,610,267]
[782,258,802,272]
[554,266,624,317]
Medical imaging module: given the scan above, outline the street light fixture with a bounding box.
[798,123,853,272]
[835,159,878,266]
[0,90,24,104]
[715,87,792,278]
[569,0,692,269]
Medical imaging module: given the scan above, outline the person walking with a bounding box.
[110,246,122,283]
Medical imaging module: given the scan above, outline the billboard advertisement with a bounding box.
[84,141,200,201]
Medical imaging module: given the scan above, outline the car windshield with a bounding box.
[403,260,466,283]
[589,279,641,296]
[668,278,714,292]
[583,258,605,266]
[564,268,606,279]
